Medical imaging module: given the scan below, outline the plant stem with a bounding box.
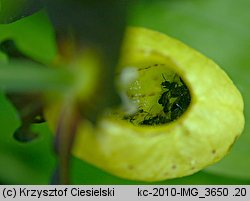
[0,61,73,92]
[54,100,80,184]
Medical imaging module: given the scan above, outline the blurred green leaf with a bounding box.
[0,50,6,61]
[0,0,42,24]
[0,93,56,184]
[0,11,56,63]
[130,0,250,179]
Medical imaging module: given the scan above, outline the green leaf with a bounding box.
[130,0,250,179]
[0,50,6,61]
[0,93,56,184]
[0,0,42,24]
[0,11,57,64]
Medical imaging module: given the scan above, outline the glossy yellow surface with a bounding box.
[45,27,244,181]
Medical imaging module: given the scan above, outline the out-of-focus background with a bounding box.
[0,0,250,184]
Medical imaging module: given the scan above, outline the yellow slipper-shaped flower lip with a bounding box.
[45,27,244,182]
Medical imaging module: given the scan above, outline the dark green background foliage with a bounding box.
[0,0,250,184]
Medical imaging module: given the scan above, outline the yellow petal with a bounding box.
[45,27,244,181]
